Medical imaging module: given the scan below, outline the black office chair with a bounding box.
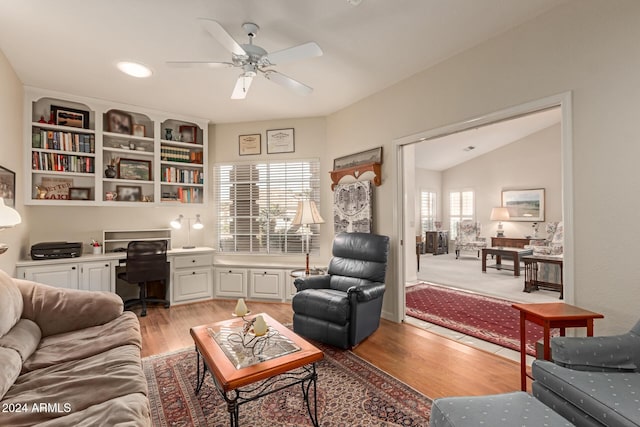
[292,232,390,349]
[117,240,170,317]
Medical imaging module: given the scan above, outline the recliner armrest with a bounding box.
[347,282,385,302]
[551,333,640,372]
[294,275,331,292]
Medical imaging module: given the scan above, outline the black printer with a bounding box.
[30,242,82,260]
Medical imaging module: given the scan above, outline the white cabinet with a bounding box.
[17,260,113,292]
[214,268,247,298]
[80,261,111,292]
[249,269,284,300]
[171,253,213,304]
[19,263,80,289]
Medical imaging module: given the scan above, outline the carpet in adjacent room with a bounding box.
[406,283,554,355]
[143,345,431,426]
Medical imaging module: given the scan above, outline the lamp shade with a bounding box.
[0,198,21,228]
[292,200,325,225]
[490,207,510,221]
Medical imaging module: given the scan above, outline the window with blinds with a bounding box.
[214,159,322,254]
[420,191,437,232]
[449,190,474,239]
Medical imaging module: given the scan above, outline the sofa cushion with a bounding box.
[0,347,21,401]
[0,319,41,363]
[1,344,148,426]
[430,391,574,427]
[0,269,23,337]
[532,360,640,426]
[31,393,150,427]
[22,311,141,373]
[16,278,123,337]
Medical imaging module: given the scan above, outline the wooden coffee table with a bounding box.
[511,302,604,391]
[482,247,533,277]
[190,313,324,426]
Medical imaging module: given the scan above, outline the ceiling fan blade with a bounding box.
[263,70,313,96]
[166,61,234,69]
[264,42,323,66]
[198,18,246,56]
[231,74,254,99]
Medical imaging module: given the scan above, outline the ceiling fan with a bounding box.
[167,19,323,99]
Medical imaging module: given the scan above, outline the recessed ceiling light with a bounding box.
[463,146,476,152]
[117,61,152,78]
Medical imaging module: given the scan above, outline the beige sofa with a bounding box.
[0,269,150,426]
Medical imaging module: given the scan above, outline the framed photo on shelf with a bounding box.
[132,124,146,137]
[266,128,295,154]
[179,125,198,143]
[118,158,152,181]
[333,146,383,171]
[116,185,142,202]
[40,177,73,200]
[239,134,261,156]
[69,187,91,200]
[0,165,16,208]
[501,188,545,221]
[51,105,90,129]
[107,110,133,135]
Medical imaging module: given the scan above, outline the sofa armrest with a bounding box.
[551,333,640,372]
[348,282,385,302]
[294,275,331,292]
[15,279,124,338]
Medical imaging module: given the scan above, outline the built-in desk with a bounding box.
[15,247,215,306]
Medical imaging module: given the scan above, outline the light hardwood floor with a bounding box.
[138,300,524,399]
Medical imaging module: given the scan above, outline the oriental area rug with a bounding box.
[406,283,553,356]
[143,345,431,426]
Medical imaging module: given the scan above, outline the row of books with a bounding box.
[162,187,201,203]
[32,152,95,173]
[161,166,204,184]
[32,128,95,153]
[160,146,203,164]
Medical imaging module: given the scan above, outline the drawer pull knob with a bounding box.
[71,266,76,270]
[192,259,196,263]
[192,272,196,275]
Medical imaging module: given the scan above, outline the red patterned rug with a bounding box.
[406,283,553,356]
[143,344,431,426]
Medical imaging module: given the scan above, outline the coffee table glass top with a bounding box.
[207,320,301,369]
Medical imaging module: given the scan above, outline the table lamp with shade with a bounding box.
[490,207,510,237]
[0,197,22,255]
[170,214,203,249]
[291,200,324,275]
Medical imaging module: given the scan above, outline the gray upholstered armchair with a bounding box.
[532,320,640,426]
[454,220,487,259]
[291,232,390,349]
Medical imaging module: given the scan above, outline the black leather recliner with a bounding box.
[292,232,390,349]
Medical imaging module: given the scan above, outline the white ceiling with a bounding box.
[0,0,565,124]
[414,107,561,171]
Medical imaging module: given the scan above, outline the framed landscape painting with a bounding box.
[501,188,545,221]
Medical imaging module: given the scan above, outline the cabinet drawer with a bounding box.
[173,254,213,269]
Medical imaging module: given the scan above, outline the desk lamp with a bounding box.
[0,198,22,255]
[170,214,204,249]
[292,200,324,275]
[490,207,510,238]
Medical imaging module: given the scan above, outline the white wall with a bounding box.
[442,124,562,238]
[326,0,640,333]
[0,50,26,275]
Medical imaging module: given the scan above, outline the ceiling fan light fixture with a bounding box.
[116,61,152,78]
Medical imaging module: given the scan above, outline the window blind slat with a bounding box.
[215,160,321,254]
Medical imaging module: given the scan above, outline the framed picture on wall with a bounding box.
[239,134,261,155]
[501,188,545,221]
[266,128,295,154]
[0,165,16,207]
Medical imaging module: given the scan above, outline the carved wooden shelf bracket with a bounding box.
[330,162,381,190]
